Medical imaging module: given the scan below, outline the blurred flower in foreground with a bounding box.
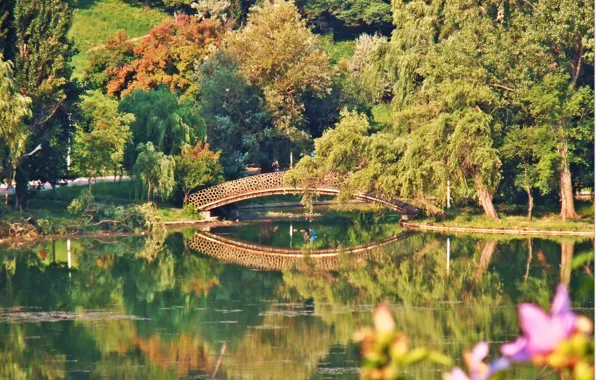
[501,284,594,379]
[354,303,452,379]
[443,342,509,380]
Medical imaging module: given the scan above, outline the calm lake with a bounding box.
[0,207,593,379]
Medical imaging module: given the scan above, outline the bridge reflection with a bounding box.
[186,231,413,271]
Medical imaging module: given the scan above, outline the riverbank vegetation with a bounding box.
[0,0,593,232]
[413,202,594,233]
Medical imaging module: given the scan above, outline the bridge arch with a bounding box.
[187,172,420,215]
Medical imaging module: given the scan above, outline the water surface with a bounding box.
[0,208,593,379]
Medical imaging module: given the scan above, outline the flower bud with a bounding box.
[374,304,396,334]
[575,315,593,335]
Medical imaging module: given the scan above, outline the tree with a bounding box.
[119,87,206,171]
[175,142,223,204]
[0,0,14,59]
[83,31,136,93]
[364,3,503,218]
[0,57,31,206]
[71,91,133,191]
[285,109,370,201]
[12,0,74,126]
[0,0,75,184]
[133,142,176,201]
[198,53,290,177]
[501,128,542,220]
[297,0,392,35]
[517,0,593,220]
[86,15,223,99]
[347,34,391,103]
[225,0,333,146]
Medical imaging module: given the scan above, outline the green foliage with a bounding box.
[0,1,13,59]
[0,57,31,172]
[347,34,390,103]
[225,0,333,146]
[133,142,176,201]
[198,53,291,176]
[66,189,163,232]
[291,0,593,220]
[67,189,95,215]
[119,87,206,171]
[71,91,134,185]
[12,0,74,125]
[297,0,392,33]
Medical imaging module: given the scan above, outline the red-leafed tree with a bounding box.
[85,15,223,98]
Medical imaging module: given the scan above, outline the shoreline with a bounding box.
[403,223,594,237]
[2,218,593,245]
[0,219,247,244]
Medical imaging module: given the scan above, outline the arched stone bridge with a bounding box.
[187,231,413,271]
[187,172,420,215]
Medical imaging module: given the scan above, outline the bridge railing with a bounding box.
[188,171,420,215]
[187,172,287,210]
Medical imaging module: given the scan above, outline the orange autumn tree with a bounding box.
[175,142,223,204]
[85,15,223,98]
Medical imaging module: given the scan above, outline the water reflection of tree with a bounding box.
[279,233,593,367]
[0,324,66,378]
[0,232,592,378]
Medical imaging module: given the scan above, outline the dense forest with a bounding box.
[0,0,593,220]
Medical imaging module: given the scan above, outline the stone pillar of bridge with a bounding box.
[199,211,211,220]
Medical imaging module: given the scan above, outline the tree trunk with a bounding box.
[525,186,534,220]
[4,171,11,205]
[524,238,533,283]
[14,188,19,211]
[559,143,579,220]
[560,241,574,286]
[411,198,445,218]
[147,184,152,202]
[183,189,190,205]
[473,240,497,282]
[473,175,499,219]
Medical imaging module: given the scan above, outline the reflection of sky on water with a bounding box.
[0,209,592,379]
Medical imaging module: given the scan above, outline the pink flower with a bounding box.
[444,342,509,380]
[501,284,577,362]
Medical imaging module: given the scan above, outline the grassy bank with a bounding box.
[1,181,197,239]
[70,0,169,77]
[413,203,594,233]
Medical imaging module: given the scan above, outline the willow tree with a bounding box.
[119,87,206,171]
[378,1,503,218]
[133,142,176,202]
[0,57,31,205]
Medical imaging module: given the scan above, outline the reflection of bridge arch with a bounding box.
[187,231,413,271]
[187,172,420,215]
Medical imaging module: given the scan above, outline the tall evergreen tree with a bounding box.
[13,0,74,126]
[0,0,75,185]
[0,57,31,206]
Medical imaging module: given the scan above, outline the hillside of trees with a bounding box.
[0,0,593,221]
